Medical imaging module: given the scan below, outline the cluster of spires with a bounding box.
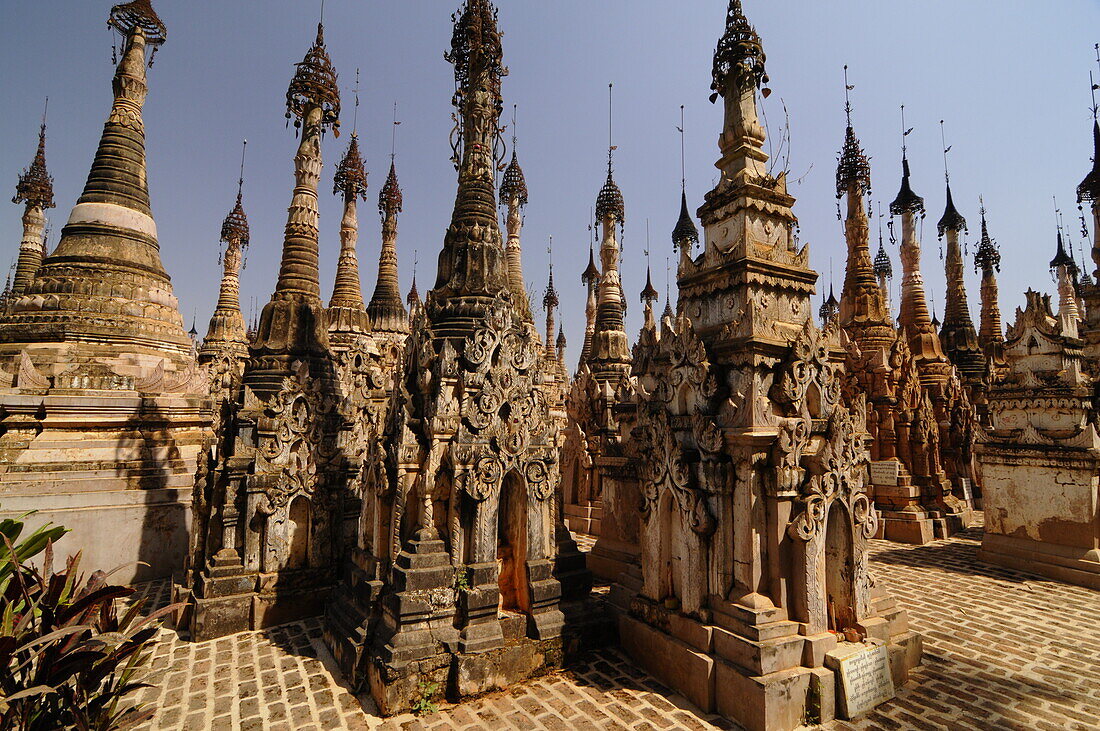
[7,0,1097,389]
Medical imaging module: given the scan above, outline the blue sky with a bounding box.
[2,1,1098,356]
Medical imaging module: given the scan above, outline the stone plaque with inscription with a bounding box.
[869,460,900,487]
[825,643,895,719]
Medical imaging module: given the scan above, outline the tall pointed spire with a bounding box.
[672,105,699,267]
[1080,50,1100,277]
[544,238,559,360]
[328,131,371,343]
[199,140,250,363]
[835,65,892,350]
[974,199,1005,357]
[407,251,421,309]
[10,102,55,301]
[890,108,952,386]
[935,122,984,386]
[579,230,599,370]
[367,109,409,334]
[589,83,632,383]
[874,208,894,309]
[1,1,194,358]
[709,0,771,190]
[1051,209,1081,329]
[501,104,533,322]
[249,17,340,391]
[432,0,509,336]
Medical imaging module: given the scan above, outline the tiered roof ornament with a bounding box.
[672,105,699,259]
[835,68,871,200]
[285,23,340,137]
[500,151,529,208]
[710,0,768,103]
[890,158,925,217]
[10,104,56,301]
[974,202,1001,274]
[432,0,510,334]
[13,117,55,212]
[108,0,166,55]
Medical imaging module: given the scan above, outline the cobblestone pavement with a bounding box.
[133,515,1100,730]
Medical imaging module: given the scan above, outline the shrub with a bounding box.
[0,512,175,730]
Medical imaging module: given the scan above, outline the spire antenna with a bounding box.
[320,0,325,26]
[646,218,651,263]
[940,120,952,184]
[608,83,616,174]
[1092,44,1099,119]
[237,139,248,198]
[41,97,49,128]
[391,101,401,162]
[678,105,686,191]
[351,68,361,135]
[512,104,518,148]
[900,104,913,158]
[843,65,853,127]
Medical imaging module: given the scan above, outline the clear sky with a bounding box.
[2,1,1098,357]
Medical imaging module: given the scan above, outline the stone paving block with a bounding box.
[131,517,1100,731]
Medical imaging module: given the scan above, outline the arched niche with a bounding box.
[824,501,856,633]
[496,471,530,615]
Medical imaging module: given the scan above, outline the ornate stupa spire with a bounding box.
[661,258,675,324]
[543,238,559,360]
[935,122,984,385]
[407,251,421,310]
[672,105,699,269]
[640,224,659,330]
[0,1,195,358]
[367,104,410,334]
[709,0,770,190]
[199,141,251,363]
[836,66,892,350]
[873,207,894,310]
[1080,51,1100,277]
[891,107,948,378]
[249,18,340,391]
[974,198,1005,357]
[555,323,567,367]
[579,229,600,369]
[11,101,55,301]
[327,129,371,343]
[588,83,632,383]
[501,104,533,322]
[1051,206,1081,330]
[432,0,510,337]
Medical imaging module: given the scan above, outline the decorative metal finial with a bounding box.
[1078,46,1100,204]
[286,20,341,136]
[1050,195,1076,273]
[936,120,966,237]
[380,112,404,221]
[596,83,626,225]
[874,202,893,280]
[544,236,559,312]
[352,68,361,135]
[14,98,55,210]
[334,133,368,200]
[711,0,768,103]
[221,140,250,247]
[974,196,1001,274]
[500,104,528,207]
[836,66,871,199]
[890,105,924,216]
[109,0,167,65]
